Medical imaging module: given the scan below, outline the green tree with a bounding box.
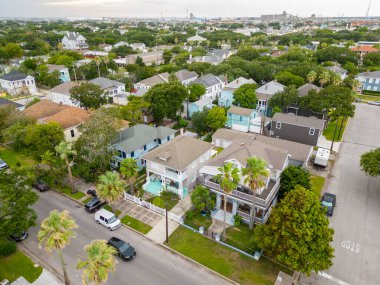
[77,240,116,285]
[96,171,126,214]
[307,71,317,84]
[120,96,150,125]
[135,56,145,66]
[191,109,210,135]
[360,148,380,177]
[279,166,311,200]
[120,158,138,193]
[319,71,330,88]
[363,52,380,67]
[268,85,298,110]
[215,163,240,236]
[343,62,358,75]
[275,71,305,88]
[188,83,206,102]
[206,106,226,131]
[4,43,23,60]
[70,82,108,110]
[316,46,358,65]
[253,186,334,275]
[232,83,258,109]
[242,157,269,229]
[55,141,77,193]
[38,210,78,285]
[190,185,215,214]
[236,46,260,61]
[163,50,173,64]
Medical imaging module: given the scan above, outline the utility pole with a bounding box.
[366,0,371,17]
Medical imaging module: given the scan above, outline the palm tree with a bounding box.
[331,75,342,86]
[307,71,317,84]
[119,158,138,194]
[160,188,178,243]
[96,171,126,213]
[94,56,101,77]
[41,150,56,166]
[319,71,330,88]
[242,157,270,229]
[77,240,117,285]
[215,162,240,237]
[351,79,361,92]
[38,210,78,285]
[55,141,77,193]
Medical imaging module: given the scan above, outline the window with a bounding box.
[70,129,75,138]
[276,122,281,129]
[309,128,315,135]
[143,145,147,151]
[158,138,162,144]
[167,136,170,141]
[240,116,243,122]
[141,159,145,165]
[131,151,135,158]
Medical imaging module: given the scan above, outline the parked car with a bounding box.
[0,159,8,170]
[32,180,50,192]
[367,101,380,106]
[107,237,136,261]
[321,193,336,216]
[95,208,121,231]
[85,197,106,213]
[10,231,28,242]
[87,189,97,197]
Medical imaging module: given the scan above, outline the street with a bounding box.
[22,190,229,285]
[322,103,380,285]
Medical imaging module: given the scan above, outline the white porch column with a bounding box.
[146,172,150,183]
[216,193,222,208]
[232,200,238,215]
[178,182,184,199]
[161,176,165,187]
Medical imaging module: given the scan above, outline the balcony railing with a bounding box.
[237,210,250,221]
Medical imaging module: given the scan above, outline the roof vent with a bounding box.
[240,142,245,146]
[158,151,170,161]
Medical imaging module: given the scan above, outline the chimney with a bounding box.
[236,79,239,84]
[180,128,184,135]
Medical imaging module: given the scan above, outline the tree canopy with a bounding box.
[279,166,311,200]
[360,148,380,177]
[206,106,227,131]
[233,83,258,109]
[70,82,108,110]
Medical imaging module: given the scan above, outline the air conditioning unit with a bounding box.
[0,279,10,285]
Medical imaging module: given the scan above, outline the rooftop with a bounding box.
[272,113,325,130]
[0,70,29,81]
[255,81,285,100]
[227,105,255,117]
[192,73,222,87]
[48,81,78,95]
[90,77,124,90]
[175,69,198,82]
[297,83,321,97]
[136,72,170,87]
[23,99,68,120]
[223,77,256,90]
[46,64,67,72]
[44,106,90,129]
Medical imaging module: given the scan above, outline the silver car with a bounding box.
[0,159,8,170]
[367,101,380,106]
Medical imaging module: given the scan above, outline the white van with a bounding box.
[95,209,121,231]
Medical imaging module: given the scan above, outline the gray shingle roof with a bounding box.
[227,106,255,117]
[297,83,321,97]
[192,73,222,87]
[175,69,198,82]
[114,124,176,154]
[64,32,83,40]
[272,113,325,130]
[48,81,78,95]
[90,77,124,90]
[358,70,380,78]
[255,81,285,100]
[0,70,28,81]
[46,64,66,73]
[0,98,24,108]
[137,72,170,87]
[192,97,213,108]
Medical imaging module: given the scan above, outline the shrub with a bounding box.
[0,239,17,256]
[234,214,242,226]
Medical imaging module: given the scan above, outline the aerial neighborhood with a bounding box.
[0,9,380,285]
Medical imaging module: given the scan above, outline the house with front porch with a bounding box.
[111,124,176,170]
[226,106,262,134]
[219,77,256,107]
[90,77,125,98]
[188,97,213,118]
[142,135,213,199]
[255,80,285,113]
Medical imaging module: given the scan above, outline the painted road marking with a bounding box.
[341,240,360,253]
[319,272,351,285]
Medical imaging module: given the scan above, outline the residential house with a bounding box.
[326,65,347,80]
[351,45,378,61]
[200,129,312,225]
[188,97,213,118]
[142,135,213,198]
[207,49,233,60]
[98,43,113,52]
[129,43,146,52]
[111,124,176,170]
[0,97,25,111]
[255,81,285,112]
[357,71,380,92]
[191,73,225,100]
[90,77,125,98]
[115,51,163,66]
[113,41,129,49]
[61,32,88,50]
[0,71,38,95]
[47,81,79,107]
[174,69,198,85]
[133,72,170,95]
[296,83,321,98]
[83,50,108,58]
[270,113,325,146]
[46,64,71,83]
[187,54,224,65]
[23,100,90,142]
[187,35,207,43]
[226,106,263,134]
[219,77,256,107]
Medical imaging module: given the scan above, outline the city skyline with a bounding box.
[0,0,379,18]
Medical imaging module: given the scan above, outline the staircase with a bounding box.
[211,209,234,226]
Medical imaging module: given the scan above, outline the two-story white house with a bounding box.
[90,77,125,98]
[61,32,88,50]
[142,135,213,199]
[191,73,225,101]
[47,81,79,107]
[0,71,38,95]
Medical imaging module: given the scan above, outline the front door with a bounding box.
[221,196,233,213]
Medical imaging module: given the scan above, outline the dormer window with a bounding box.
[276,122,281,129]
[309,128,315,135]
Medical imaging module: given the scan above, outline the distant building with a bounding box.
[115,51,163,66]
[187,35,207,43]
[61,32,88,50]
[351,45,378,61]
[357,71,380,92]
[129,43,146,52]
[0,71,37,95]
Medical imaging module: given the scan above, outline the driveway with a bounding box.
[22,190,230,285]
[320,103,380,285]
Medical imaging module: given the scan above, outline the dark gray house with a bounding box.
[270,113,325,146]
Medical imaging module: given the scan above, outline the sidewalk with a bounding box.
[12,269,62,285]
[317,135,341,153]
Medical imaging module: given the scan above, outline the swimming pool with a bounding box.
[145,181,163,195]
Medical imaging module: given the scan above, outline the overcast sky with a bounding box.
[0,0,378,18]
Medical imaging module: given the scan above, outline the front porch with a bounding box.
[142,173,189,199]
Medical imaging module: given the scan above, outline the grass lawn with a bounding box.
[168,227,291,285]
[184,212,212,230]
[0,250,43,283]
[356,94,380,102]
[120,214,152,234]
[310,175,325,197]
[146,194,179,211]
[0,146,36,169]
[55,184,86,200]
[225,224,257,254]
[323,117,347,142]
[103,205,122,217]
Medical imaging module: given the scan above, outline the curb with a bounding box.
[51,188,84,206]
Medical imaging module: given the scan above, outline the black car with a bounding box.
[10,231,28,242]
[107,237,136,261]
[321,193,336,216]
[84,197,105,213]
[32,180,50,192]
[87,189,97,197]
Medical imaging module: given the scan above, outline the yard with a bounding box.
[168,226,291,285]
[356,94,380,102]
[54,184,86,200]
[323,117,347,141]
[184,211,212,230]
[310,175,326,197]
[121,214,152,234]
[225,224,258,254]
[0,146,36,169]
[0,250,43,283]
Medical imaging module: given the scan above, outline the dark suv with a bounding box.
[32,180,50,192]
[321,193,336,216]
[107,237,136,261]
[85,197,105,213]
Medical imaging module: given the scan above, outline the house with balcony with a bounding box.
[255,81,285,112]
[61,32,88,50]
[46,64,71,83]
[0,71,38,95]
[142,135,213,199]
[90,77,125,98]
[190,73,225,100]
[111,124,176,170]
[219,77,256,107]
[226,106,262,134]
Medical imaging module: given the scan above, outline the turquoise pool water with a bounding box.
[146,181,163,195]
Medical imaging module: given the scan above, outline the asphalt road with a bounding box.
[322,103,380,285]
[22,190,229,285]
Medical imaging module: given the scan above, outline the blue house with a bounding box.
[357,71,380,92]
[188,97,213,118]
[219,77,256,107]
[47,64,71,82]
[111,124,176,169]
[226,106,262,134]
